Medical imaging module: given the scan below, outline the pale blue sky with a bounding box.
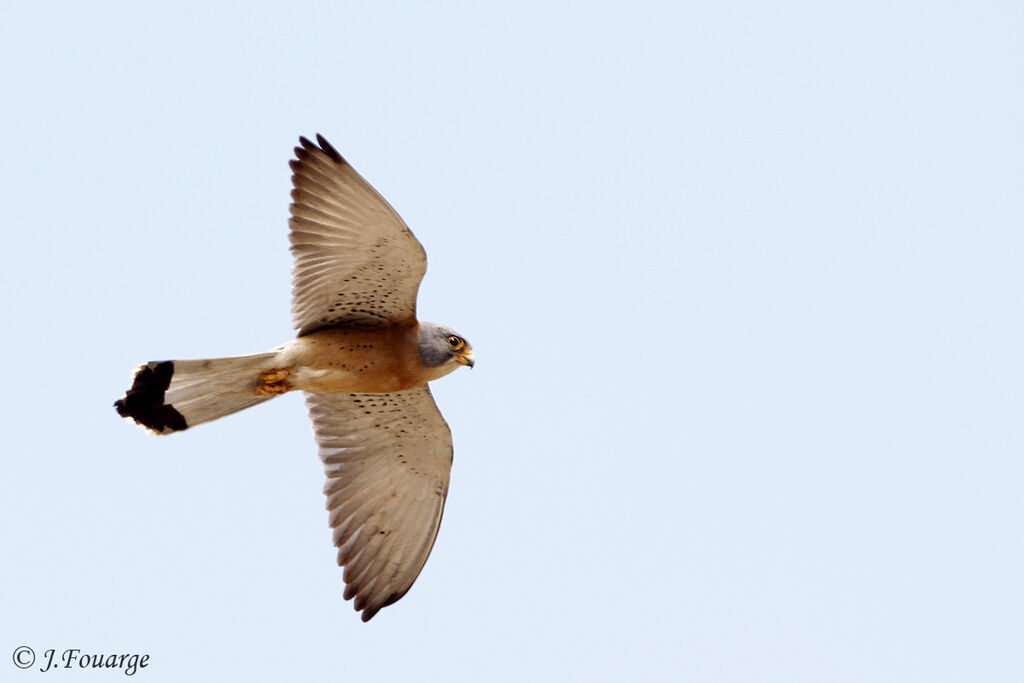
[2,1,1022,681]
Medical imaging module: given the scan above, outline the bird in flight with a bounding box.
[115,134,475,621]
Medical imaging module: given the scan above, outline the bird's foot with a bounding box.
[257,369,291,395]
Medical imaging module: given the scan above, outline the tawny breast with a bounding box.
[286,324,430,393]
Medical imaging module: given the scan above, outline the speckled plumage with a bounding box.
[115,134,474,622]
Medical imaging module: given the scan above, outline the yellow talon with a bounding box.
[257,369,291,395]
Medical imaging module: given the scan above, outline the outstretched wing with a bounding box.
[289,135,427,335]
[305,386,453,622]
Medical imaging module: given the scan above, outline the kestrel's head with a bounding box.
[418,322,475,371]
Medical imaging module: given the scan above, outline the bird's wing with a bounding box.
[305,386,453,621]
[289,135,427,335]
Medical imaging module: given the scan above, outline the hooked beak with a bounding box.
[455,350,475,368]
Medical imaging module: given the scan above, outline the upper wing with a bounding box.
[305,386,453,622]
[289,135,427,335]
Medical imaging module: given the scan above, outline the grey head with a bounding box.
[417,321,475,369]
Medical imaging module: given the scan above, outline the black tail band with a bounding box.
[114,361,188,433]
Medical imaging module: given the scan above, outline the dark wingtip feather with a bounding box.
[115,361,187,433]
[381,591,403,608]
[354,590,403,622]
[315,134,344,163]
[295,134,344,165]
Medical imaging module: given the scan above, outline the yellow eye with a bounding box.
[447,336,464,350]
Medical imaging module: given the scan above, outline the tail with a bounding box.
[115,351,281,434]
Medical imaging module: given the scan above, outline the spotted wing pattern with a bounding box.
[289,135,427,335]
[305,386,453,621]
